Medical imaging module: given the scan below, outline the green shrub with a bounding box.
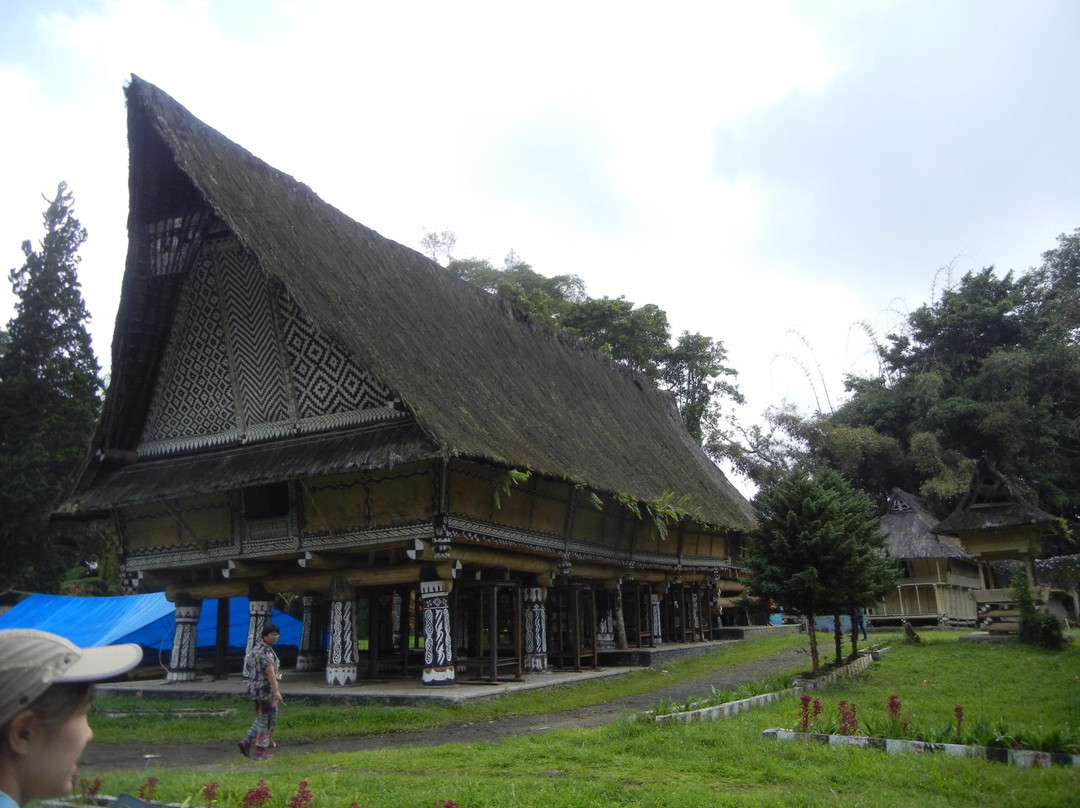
[1029,612,1065,650]
[1011,572,1064,650]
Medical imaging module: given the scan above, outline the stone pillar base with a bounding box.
[326,664,358,686]
[296,653,326,672]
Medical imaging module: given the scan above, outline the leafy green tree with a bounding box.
[561,296,670,381]
[744,465,890,676]
[662,331,743,444]
[757,232,1080,538]
[0,183,103,592]
[420,229,457,265]
[447,251,586,326]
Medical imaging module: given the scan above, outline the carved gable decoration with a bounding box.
[139,238,401,456]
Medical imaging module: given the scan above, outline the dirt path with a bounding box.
[80,647,806,772]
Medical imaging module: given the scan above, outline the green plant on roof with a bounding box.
[492,468,531,509]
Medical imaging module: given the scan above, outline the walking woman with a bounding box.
[239,623,284,760]
[0,629,142,808]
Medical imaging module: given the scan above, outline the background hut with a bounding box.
[870,489,981,627]
[932,458,1060,634]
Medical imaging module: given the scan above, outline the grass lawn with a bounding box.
[86,632,1080,808]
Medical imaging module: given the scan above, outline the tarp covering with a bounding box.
[0,593,301,654]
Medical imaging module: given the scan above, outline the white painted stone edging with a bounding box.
[762,729,1080,768]
[651,649,883,725]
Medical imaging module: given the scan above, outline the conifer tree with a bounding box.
[744,465,893,676]
[0,183,102,592]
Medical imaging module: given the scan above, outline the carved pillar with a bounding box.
[326,581,358,686]
[391,591,403,651]
[523,586,548,672]
[296,595,326,672]
[596,603,616,650]
[691,590,702,640]
[242,597,275,679]
[650,593,663,645]
[167,595,201,682]
[421,578,454,685]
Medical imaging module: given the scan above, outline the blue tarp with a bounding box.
[0,593,301,654]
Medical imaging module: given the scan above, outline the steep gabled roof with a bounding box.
[932,458,1059,537]
[62,76,754,529]
[881,489,970,560]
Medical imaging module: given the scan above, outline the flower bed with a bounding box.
[762,728,1080,768]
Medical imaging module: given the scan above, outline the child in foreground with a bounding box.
[0,629,142,808]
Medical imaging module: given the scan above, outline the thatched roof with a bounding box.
[881,489,970,560]
[931,458,1059,537]
[59,76,754,529]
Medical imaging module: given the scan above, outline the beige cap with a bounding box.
[0,629,143,727]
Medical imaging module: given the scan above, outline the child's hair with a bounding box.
[0,682,93,749]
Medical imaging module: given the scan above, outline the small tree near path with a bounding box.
[744,465,893,677]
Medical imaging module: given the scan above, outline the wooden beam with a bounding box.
[165,580,251,601]
[299,551,353,570]
[450,545,557,575]
[223,559,284,579]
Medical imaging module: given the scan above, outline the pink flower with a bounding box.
[241,780,273,808]
[887,694,902,719]
[138,777,159,802]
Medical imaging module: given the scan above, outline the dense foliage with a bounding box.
[444,247,743,444]
[0,183,103,592]
[737,229,1080,540]
[743,465,896,675]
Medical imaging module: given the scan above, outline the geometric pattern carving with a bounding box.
[421,579,455,685]
[220,249,291,427]
[142,252,235,446]
[139,237,402,457]
[278,285,394,418]
[326,597,359,686]
[167,602,202,682]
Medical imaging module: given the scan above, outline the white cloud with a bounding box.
[2,0,1079,495]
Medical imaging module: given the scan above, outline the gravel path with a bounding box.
[80,646,806,773]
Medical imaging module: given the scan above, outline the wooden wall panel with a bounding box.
[122,493,230,551]
[448,469,494,521]
[301,471,368,532]
[367,469,433,525]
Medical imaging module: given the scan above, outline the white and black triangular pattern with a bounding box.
[139,238,401,457]
[142,253,236,445]
[219,248,291,426]
[278,287,395,418]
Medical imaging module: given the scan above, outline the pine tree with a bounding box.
[744,465,894,676]
[0,183,102,592]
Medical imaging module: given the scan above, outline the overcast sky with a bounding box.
[3,1,1080,494]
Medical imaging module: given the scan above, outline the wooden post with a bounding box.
[326,579,358,686]
[214,596,229,679]
[421,576,454,685]
[167,594,201,682]
[296,594,326,672]
[523,586,548,672]
[611,581,629,650]
[650,591,663,645]
[243,591,275,679]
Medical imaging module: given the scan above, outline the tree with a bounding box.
[755,231,1080,539]
[420,229,457,266]
[561,296,671,381]
[743,465,892,676]
[0,183,103,592]
[662,331,743,444]
[447,252,586,326]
